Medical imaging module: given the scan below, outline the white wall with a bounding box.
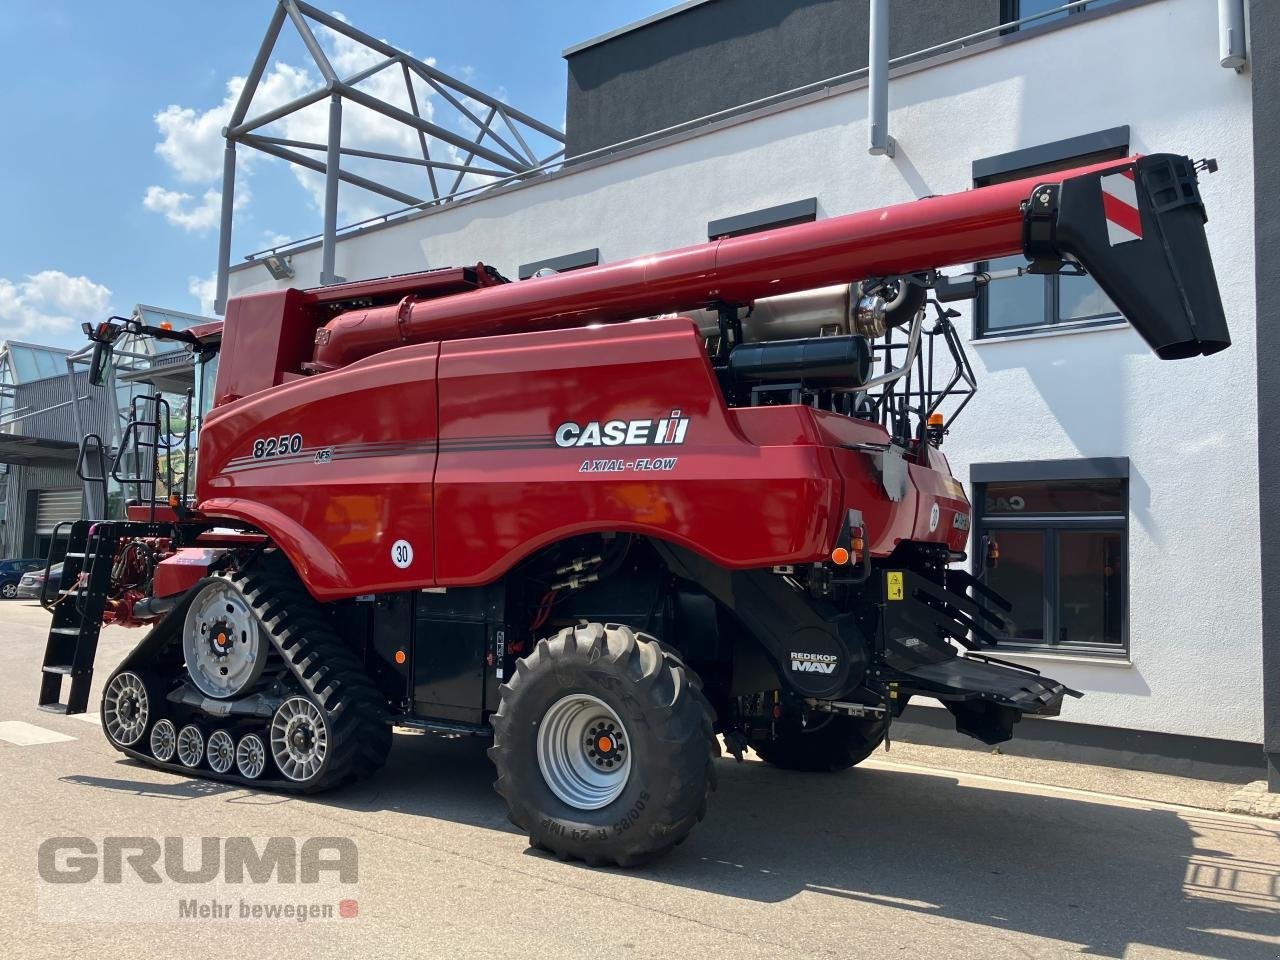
[229,0,1261,743]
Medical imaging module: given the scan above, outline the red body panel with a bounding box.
[198,344,440,597]
[153,548,224,598]
[196,319,969,600]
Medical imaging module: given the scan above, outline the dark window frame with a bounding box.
[707,198,817,240]
[974,128,1130,340]
[1000,0,1114,28]
[517,248,600,280]
[972,460,1130,658]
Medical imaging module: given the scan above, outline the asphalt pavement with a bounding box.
[0,600,1275,959]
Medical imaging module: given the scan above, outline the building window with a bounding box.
[973,463,1128,656]
[707,198,817,240]
[518,248,600,280]
[974,129,1130,339]
[1001,0,1119,29]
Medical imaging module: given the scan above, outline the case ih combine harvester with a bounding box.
[38,153,1227,865]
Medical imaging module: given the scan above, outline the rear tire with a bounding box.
[489,623,716,867]
[749,714,886,772]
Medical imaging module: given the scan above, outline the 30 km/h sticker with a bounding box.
[391,540,414,569]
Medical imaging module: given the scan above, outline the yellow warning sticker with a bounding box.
[887,571,904,601]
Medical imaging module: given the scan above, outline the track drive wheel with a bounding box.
[749,713,886,773]
[489,623,717,867]
[225,556,392,791]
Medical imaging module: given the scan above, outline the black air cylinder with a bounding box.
[728,334,872,390]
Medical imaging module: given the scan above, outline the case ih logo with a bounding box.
[555,410,690,448]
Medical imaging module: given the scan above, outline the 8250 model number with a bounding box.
[252,433,304,459]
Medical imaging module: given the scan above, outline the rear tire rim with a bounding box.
[236,733,266,779]
[103,672,150,746]
[270,697,328,782]
[150,718,176,762]
[176,725,204,767]
[2,582,17,598]
[182,579,266,699]
[537,694,632,810]
[207,730,235,774]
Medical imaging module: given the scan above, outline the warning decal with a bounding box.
[1100,170,1143,246]
[887,571,904,601]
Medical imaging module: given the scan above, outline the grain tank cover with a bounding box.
[1024,153,1230,359]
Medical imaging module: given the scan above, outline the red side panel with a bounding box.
[216,288,315,405]
[153,548,224,598]
[196,318,969,599]
[432,319,842,584]
[197,343,440,599]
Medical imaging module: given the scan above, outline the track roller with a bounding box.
[176,725,204,768]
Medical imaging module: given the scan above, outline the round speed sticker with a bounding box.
[928,504,940,533]
[391,539,414,569]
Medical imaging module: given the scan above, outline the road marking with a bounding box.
[0,720,76,745]
[69,712,100,725]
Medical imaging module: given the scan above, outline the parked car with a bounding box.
[16,563,61,601]
[0,558,45,599]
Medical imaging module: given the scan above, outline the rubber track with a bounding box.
[490,622,718,867]
[107,553,390,794]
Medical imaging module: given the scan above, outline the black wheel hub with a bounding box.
[119,698,138,722]
[584,720,625,768]
[292,723,315,754]
[203,619,235,661]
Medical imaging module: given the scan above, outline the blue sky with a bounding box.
[0,1,673,347]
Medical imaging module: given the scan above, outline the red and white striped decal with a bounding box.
[1100,169,1143,246]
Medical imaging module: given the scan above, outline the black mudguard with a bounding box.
[654,543,868,699]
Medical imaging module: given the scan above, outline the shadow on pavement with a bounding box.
[75,731,1278,958]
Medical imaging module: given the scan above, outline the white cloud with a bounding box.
[144,11,472,232]
[188,272,217,317]
[142,185,247,233]
[0,270,112,340]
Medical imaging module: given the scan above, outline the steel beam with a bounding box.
[401,61,440,200]
[321,94,343,285]
[337,83,530,174]
[229,4,288,127]
[409,63,529,166]
[226,86,331,139]
[293,0,566,142]
[283,0,336,83]
[214,142,237,315]
[867,0,895,157]
[240,136,425,207]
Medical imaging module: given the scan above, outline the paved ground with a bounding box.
[1,601,1276,959]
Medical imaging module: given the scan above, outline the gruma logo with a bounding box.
[791,652,839,674]
[555,410,690,448]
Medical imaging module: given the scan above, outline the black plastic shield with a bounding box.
[1027,153,1231,360]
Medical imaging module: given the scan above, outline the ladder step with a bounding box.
[42,664,75,675]
[37,702,74,715]
[49,627,83,636]
[64,552,86,558]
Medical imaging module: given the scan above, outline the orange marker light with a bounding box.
[928,412,945,427]
[394,650,406,664]
[830,546,851,565]
[159,321,174,331]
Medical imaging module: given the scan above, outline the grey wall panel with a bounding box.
[564,0,1000,156]
[1251,0,1280,788]
[9,371,111,445]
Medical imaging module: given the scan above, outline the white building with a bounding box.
[225,0,1273,780]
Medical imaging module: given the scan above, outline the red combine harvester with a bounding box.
[38,153,1228,865]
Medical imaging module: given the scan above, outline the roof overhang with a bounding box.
[0,434,79,468]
